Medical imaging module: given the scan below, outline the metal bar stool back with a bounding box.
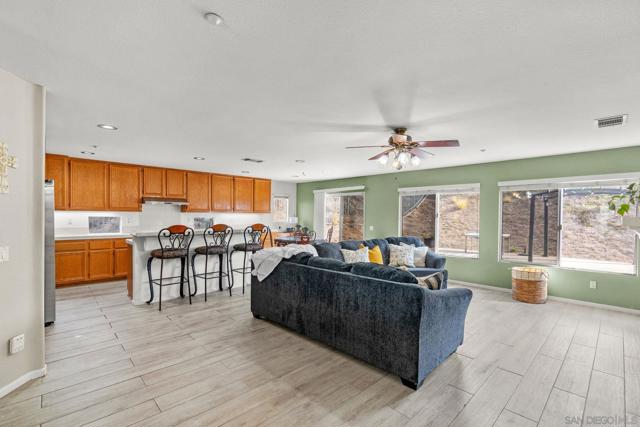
[191,224,233,300]
[230,223,272,294]
[146,225,195,311]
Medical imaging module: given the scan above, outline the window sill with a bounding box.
[498,259,638,277]
[441,252,479,260]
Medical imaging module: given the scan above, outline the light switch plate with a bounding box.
[589,280,597,289]
[9,334,24,354]
[369,226,374,231]
[0,246,8,262]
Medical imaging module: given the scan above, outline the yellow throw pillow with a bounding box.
[360,244,384,264]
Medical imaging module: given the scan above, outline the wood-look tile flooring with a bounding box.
[2,280,640,426]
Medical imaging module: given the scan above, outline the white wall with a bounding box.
[0,68,46,395]
[54,180,298,235]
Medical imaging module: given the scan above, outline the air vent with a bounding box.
[595,114,628,128]
[241,158,264,163]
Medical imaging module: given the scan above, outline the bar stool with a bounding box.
[146,225,194,311]
[229,224,272,294]
[191,224,233,299]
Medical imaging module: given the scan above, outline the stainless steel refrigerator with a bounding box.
[44,180,55,326]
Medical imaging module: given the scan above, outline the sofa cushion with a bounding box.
[341,247,370,263]
[351,262,418,284]
[313,242,344,261]
[359,244,384,264]
[385,236,425,247]
[389,244,415,268]
[308,256,353,272]
[400,242,429,268]
[416,272,444,290]
[284,252,314,265]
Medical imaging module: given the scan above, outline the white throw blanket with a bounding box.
[251,244,318,281]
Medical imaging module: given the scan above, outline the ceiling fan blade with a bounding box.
[372,79,417,130]
[415,140,460,148]
[345,145,390,149]
[410,148,434,159]
[368,149,394,161]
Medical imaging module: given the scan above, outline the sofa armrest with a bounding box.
[415,287,472,386]
[426,250,446,269]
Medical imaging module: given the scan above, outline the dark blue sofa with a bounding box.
[314,236,449,287]
[250,239,472,390]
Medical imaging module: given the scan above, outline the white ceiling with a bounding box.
[1,1,639,182]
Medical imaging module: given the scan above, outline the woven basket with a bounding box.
[511,267,548,304]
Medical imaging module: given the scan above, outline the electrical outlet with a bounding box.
[0,246,9,262]
[9,334,24,354]
[369,226,374,231]
[589,280,597,289]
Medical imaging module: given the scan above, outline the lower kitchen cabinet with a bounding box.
[55,238,129,286]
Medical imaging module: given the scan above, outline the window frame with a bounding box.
[397,183,481,259]
[497,173,640,276]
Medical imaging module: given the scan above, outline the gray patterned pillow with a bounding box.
[340,247,369,263]
[388,243,415,267]
[416,272,444,290]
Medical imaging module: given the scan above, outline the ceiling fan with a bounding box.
[346,127,460,170]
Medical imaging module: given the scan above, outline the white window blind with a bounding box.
[498,173,640,192]
[398,183,480,196]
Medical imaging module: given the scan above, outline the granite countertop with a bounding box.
[55,233,134,241]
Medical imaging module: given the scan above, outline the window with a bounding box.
[324,193,365,242]
[313,186,365,242]
[272,196,289,222]
[399,184,480,257]
[499,174,639,274]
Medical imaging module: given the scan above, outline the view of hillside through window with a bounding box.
[324,193,365,242]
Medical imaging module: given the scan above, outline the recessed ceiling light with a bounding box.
[241,170,250,174]
[97,124,117,130]
[291,175,300,178]
[81,151,95,155]
[193,157,206,161]
[204,12,224,26]
[295,160,305,163]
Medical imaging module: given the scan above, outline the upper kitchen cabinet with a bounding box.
[109,164,141,211]
[183,172,210,212]
[233,177,254,212]
[253,178,272,213]
[211,174,233,212]
[142,167,165,197]
[45,154,68,210]
[68,159,109,211]
[165,169,187,199]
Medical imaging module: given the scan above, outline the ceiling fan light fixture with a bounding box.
[411,155,421,166]
[398,151,410,165]
[392,159,402,170]
[378,154,389,165]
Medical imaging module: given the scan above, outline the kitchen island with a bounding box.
[128,229,252,306]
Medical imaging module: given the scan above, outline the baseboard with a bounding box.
[0,365,47,399]
[449,280,640,316]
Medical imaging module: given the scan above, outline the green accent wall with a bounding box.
[297,146,640,310]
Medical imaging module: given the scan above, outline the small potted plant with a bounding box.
[609,182,640,234]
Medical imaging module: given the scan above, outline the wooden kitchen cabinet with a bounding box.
[88,249,113,280]
[233,177,254,212]
[253,178,272,213]
[142,167,166,197]
[45,154,68,210]
[114,248,130,277]
[55,238,130,286]
[183,172,210,212]
[69,159,109,210]
[109,164,141,211]
[55,246,88,285]
[165,169,187,199]
[211,174,233,211]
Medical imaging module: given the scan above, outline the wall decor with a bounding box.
[0,142,18,194]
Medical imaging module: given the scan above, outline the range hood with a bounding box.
[142,196,189,206]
